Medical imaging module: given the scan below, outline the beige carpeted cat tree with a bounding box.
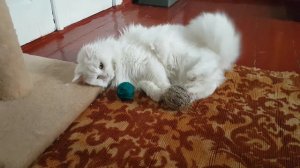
[0,0,32,100]
[0,0,102,167]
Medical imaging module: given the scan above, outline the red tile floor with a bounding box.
[22,0,300,73]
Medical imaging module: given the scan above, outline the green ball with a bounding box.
[117,82,135,101]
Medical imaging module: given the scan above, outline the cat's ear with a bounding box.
[78,45,93,62]
[84,45,95,60]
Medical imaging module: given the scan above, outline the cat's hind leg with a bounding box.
[138,58,171,101]
[186,48,219,81]
[148,57,171,90]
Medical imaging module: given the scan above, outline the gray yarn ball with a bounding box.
[160,85,191,110]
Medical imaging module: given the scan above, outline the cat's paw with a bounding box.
[187,70,206,82]
[187,71,198,81]
[86,78,109,88]
[137,81,161,102]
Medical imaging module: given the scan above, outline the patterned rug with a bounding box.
[32,66,300,168]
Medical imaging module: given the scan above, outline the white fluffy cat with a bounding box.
[73,12,240,102]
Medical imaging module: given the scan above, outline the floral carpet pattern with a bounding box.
[32,66,300,168]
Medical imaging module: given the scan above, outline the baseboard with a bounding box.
[134,0,178,7]
[122,0,132,5]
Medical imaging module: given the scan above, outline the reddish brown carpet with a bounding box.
[32,65,300,168]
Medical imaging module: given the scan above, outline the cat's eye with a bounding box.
[99,62,104,69]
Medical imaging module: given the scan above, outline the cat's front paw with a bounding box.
[85,78,109,88]
[137,81,161,102]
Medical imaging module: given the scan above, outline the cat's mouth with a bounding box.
[97,74,113,83]
[97,75,106,80]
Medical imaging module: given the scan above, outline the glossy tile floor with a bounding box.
[22,0,300,72]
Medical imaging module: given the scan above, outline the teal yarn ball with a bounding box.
[117,82,135,101]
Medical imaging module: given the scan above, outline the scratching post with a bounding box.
[0,0,32,100]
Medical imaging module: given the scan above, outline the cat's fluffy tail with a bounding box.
[187,12,241,70]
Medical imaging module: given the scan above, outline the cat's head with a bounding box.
[72,39,117,86]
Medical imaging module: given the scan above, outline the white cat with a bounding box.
[73,12,240,102]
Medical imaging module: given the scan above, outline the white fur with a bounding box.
[73,12,240,102]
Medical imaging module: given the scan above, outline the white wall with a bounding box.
[6,0,56,45]
[51,0,113,30]
[6,0,123,45]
